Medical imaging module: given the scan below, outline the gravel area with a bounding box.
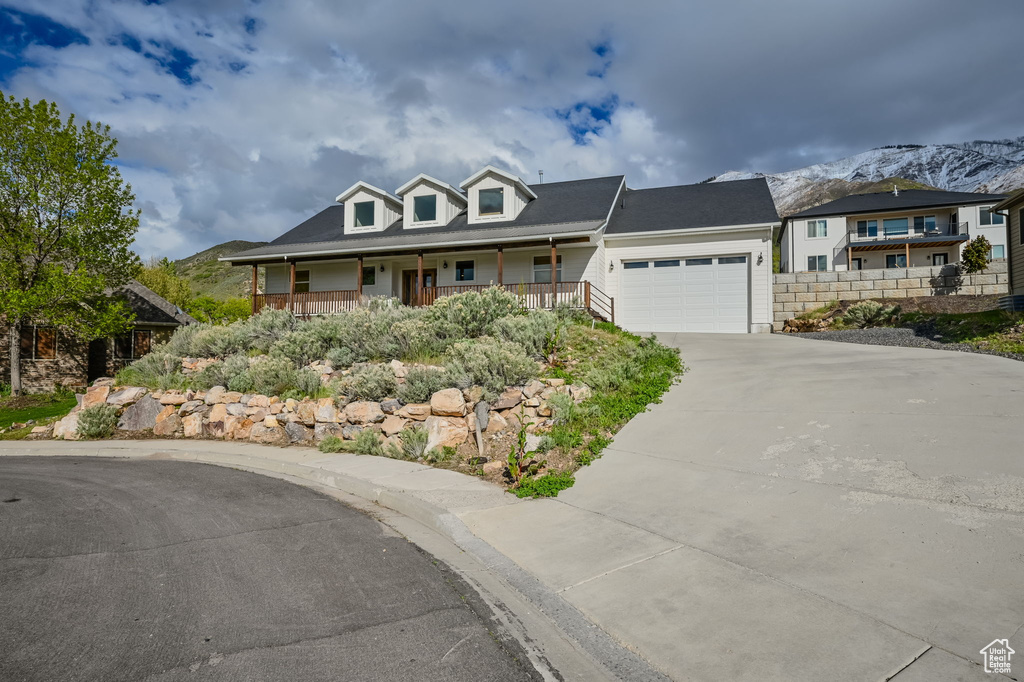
[790,326,1024,362]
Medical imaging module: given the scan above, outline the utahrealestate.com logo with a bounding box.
[980,639,1014,675]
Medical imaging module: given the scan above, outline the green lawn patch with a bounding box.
[0,393,78,437]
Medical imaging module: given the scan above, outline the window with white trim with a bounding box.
[807,255,827,272]
[886,254,907,268]
[990,245,1005,260]
[479,188,504,215]
[980,207,1004,226]
[533,255,562,283]
[806,220,828,238]
[413,195,436,223]
[294,270,310,293]
[454,260,475,282]
[354,201,375,227]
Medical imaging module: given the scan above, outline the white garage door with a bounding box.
[618,256,749,333]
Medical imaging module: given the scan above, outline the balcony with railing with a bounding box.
[254,281,614,323]
[835,221,969,260]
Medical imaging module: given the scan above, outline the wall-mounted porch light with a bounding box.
[442,260,448,269]
[379,264,385,272]
[757,253,764,266]
[609,262,615,272]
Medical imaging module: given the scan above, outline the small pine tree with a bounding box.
[960,235,991,274]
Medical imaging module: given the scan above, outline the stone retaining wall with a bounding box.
[772,262,1009,330]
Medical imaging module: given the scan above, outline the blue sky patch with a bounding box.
[0,6,88,79]
[555,93,619,144]
[144,39,198,85]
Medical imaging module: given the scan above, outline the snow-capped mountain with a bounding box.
[714,137,1024,215]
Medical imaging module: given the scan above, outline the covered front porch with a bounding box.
[836,233,969,270]
[245,240,614,322]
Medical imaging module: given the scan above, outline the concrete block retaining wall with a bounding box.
[772,262,1008,330]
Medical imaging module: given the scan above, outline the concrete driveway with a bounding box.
[461,334,1024,680]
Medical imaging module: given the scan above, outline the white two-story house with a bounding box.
[223,166,781,333]
[779,188,1009,273]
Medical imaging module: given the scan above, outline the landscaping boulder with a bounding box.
[182,413,204,438]
[569,384,592,402]
[314,422,344,441]
[154,413,182,437]
[233,418,254,441]
[118,396,164,431]
[248,394,270,408]
[544,378,566,387]
[341,424,364,440]
[205,403,229,438]
[178,400,204,415]
[226,402,248,417]
[522,380,545,399]
[296,401,316,426]
[159,392,188,406]
[222,391,243,404]
[492,388,523,410]
[390,359,408,378]
[397,403,431,421]
[430,388,466,417]
[462,386,483,406]
[424,416,469,451]
[52,413,80,440]
[247,408,268,423]
[264,415,280,428]
[380,398,402,415]
[380,415,407,437]
[204,386,226,405]
[269,402,284,415]
[483,459,504,475]
[249,423,287,445]
[345,401,385,424]
[284,422,313,444]
[107,387,147,406]
[82,385,110,410]
[316,398,340,423]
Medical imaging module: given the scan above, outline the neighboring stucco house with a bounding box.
[992,188,1024,306]
[1,281,196,392]
[779,188,1009,273]
[222,167,781,333]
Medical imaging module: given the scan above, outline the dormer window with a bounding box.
[354,201,375,228]
[413,195,437,223]
[479,188,504,216]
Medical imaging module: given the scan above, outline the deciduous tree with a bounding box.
[0,94,139,394]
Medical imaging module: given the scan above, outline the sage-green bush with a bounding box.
[841,301,901,328]
[317,435,345,453]
[339,363,397,401]
[397,366,451,403]
[425,287,523,339]
[76,404,120,439]
[353,428,385,456]
[191,354,250,390]
[445,337,537,396]
[114,352,189,390]
[489,310,560,356]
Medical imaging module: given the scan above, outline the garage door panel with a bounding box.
[620,255,749,334]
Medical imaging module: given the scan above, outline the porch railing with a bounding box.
[253,281,615,323]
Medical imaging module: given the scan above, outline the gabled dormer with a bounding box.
[335,181,403,235]
[394,174,468,229]
[459,165,537,224]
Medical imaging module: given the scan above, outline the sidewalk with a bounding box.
[0,439,669,682]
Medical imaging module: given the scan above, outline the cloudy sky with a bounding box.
[2,0,1022,259]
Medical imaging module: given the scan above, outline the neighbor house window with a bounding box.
[114,330,152,360]
[1020,209,1024,244]
[990,245,1005,260]
[851,258,863,270]
[361,266,376,286]
[19,326,56,360]
[980,207,1004,226]
[454,260,474,282]
[807,255,827,272]
[478,188,504,215]
[856,220,878,238]
[413,195,437,222]
[806,220,828,238]
[886,254,907,268]
[533,255,562,283]
[883,218,909,236]
[294,270,310,293]
[354,201,375,227]
[913,216,936,233]
[933,253,948,266]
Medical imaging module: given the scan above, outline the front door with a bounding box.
[402,269,437,305]
[851,258,863,270]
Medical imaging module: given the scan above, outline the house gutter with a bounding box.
[603,221,780,240]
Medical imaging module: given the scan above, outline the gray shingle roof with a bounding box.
[605,178,779,235]
[225,175,624,262]
[787,189,1007,219]
[120,280,197,326]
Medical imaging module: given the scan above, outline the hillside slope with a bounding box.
[174,240,268,300]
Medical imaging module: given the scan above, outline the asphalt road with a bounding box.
[0,457,541,682]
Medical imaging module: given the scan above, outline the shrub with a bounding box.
[115,352,189,390]
[425,287,523,339]
[514,471,575,499]
[489,310,560,356]
[239,309,298,354]
[339,363,397,401]
[325,346,355,369]
[398,366,451,403]
[76,404,119,439]
[391,424,431,460]
[191,354,250,390]
[188,324,247,358]
[239,356,311,396]
[960,235,991,274]
[841,301,901,328]
[318,435,345,453]
[353,428,385,456]
[445,337,537,396]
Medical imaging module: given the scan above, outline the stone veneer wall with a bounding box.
[772,261,1009,330]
